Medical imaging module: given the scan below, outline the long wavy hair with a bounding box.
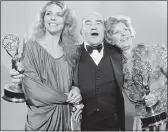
[24,1,81,68]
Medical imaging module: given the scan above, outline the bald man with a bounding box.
[74,12,125,130]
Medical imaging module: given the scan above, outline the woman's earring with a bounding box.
[43,27,46,32]
[111,40,114,45]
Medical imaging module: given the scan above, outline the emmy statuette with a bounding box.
[2,34,25,103]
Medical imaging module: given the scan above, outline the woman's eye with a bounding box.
[46,12,51,16]
[125,28,128,31]
[57,13,63,17]
[85,23,91,26]
[114,31,119,34]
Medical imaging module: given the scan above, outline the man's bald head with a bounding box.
[81,12,104,29]
[80,12,105,46]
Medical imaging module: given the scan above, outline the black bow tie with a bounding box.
[86,44,103,54]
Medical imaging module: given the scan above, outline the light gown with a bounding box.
[22,39,74,130]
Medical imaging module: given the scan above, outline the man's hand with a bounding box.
[66,86,82,104]
[144,93,158,107]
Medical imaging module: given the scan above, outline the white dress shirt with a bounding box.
[84,42,104,66]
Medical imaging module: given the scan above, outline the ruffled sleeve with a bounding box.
[122,62,145,106]
[151,43,167,78]
[150,43,167,112]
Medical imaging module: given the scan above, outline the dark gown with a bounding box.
[22,39,73,131]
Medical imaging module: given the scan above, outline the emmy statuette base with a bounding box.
[2,84,25,103]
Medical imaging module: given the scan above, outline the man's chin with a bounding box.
[89,41,103,46]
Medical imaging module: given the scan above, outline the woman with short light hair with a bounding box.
[105,15,167,131]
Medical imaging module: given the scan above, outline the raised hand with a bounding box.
[143,93,158,107]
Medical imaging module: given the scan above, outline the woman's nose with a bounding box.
[122,31,126,36]
[51,15,57,20]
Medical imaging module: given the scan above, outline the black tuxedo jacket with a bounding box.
[73,42,125,130]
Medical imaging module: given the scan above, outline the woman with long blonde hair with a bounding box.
[10,1,83,131]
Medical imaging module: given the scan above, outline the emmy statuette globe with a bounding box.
[2,34,25,103]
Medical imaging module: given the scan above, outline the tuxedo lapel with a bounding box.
[104,46,123,90]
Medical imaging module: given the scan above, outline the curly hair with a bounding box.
[24,1,81,68]
[104,15,136,44]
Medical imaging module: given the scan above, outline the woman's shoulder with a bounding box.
[134,42,166,52]
[24,38,46,51]
[133,42,166,58]
[24,38,38,48]
[150,43,167,57]
[23,38,44,56]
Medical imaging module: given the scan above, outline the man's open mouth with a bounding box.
[91,33,99,36]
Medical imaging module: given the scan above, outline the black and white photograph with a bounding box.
[1,1,167,131]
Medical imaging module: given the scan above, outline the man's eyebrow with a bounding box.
[46,11,51,13]
[96,20,103,23]
[84,20,91,23]
[84,19,103,23]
